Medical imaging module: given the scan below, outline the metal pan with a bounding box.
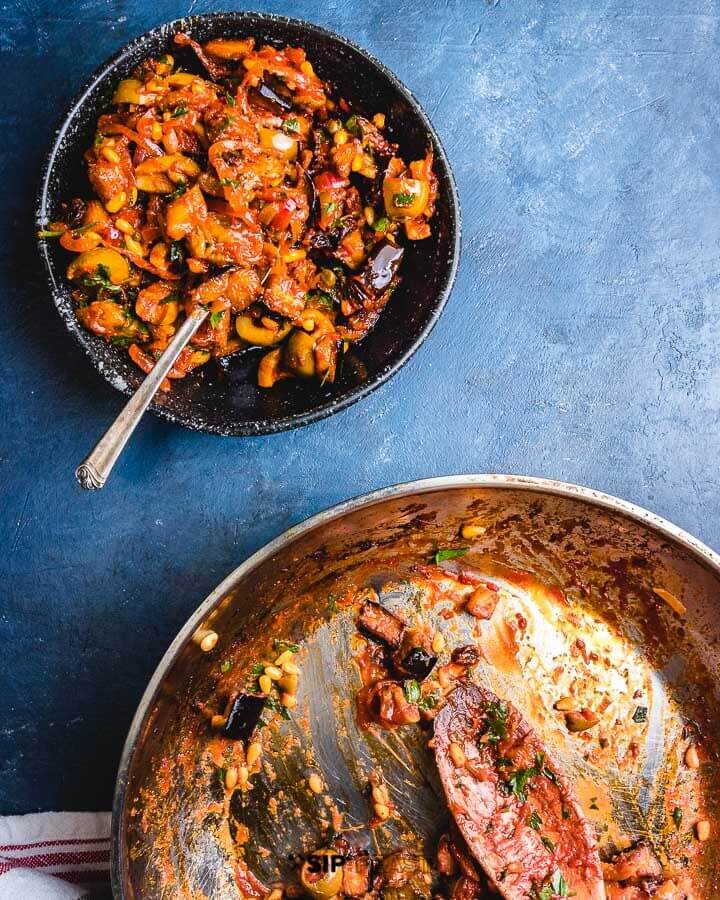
[36,13,460,436]
[112,475,720,897]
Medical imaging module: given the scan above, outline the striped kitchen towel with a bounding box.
[0,812,111,899]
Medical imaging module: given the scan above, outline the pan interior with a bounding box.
[117,485,720,897]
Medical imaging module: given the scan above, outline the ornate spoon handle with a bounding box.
[75,307,208,490]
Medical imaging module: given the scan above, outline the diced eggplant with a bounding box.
[603,842,663,885]
[222,692,266,742]
[392,627,437,680]
[450,645,481,667]
[367,241,404,292]
[249,75,293,113]
[398,646,437,680]
[357,601,406,648]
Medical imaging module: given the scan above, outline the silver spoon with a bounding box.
[75,307,208,489]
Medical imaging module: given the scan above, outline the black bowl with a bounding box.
[36,12,460,436]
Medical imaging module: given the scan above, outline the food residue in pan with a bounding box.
[145,551,715,899]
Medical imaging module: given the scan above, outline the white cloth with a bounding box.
[0,812,111,899]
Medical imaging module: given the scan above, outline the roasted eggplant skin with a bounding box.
[222,692,266,742]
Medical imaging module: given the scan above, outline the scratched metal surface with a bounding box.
[1,1,720,816]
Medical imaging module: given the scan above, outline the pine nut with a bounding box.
[282,661,300,675]
[372,113,386,128]
[192,629,218,652]
[461,523,487,539]
[151,122,163,141]
[279,673,299,695]
[685,745,700,769]
[554,697,576,711]
[225,766,238,790]
[124,235,144,256]
[432,632,445,654]
[696,820,710,841]
[211,714,227,729]
[308,774,324,794]
[363,206,375,226]
[351,154,364,172]
[280,693,297,709]
[374,803,390,820]
[333,130,349,146]
[246,742,262,768]
[281,248,306,263]
[237,765,249,788]
[101,146,121,164]
[259,674,272,694]
[114,217,133,234]
[105,191,126,213]
[372,785,389,805]
[264,665,282,680]
[449,742,466,768]
[274,649,294,666]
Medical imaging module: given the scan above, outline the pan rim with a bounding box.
[35,10,461,436]
[111,473,720,895]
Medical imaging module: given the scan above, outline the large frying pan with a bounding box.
[112,476,720,897]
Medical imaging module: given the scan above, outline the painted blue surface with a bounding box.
[1,0,719,814]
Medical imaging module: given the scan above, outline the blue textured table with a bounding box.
[1,0,719,815]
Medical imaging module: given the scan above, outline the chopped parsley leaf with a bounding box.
[393,191,415,207]
[372,216,390,233]
[225,92,236,106]
[171,105,188,118]
[220,660,232,673]
[527,810,542,831]
[273,640,300,654]
[672,807,683,830]
[632,705,648,723]
[434,548,469,564]
[210,310,225,329]
[541,836,555,852]
[168,181,187,200]
[482,699,509,744]
[284,117,300,133]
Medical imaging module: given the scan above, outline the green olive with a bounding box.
[67,248,130,284]
[284,330,317,378]
[300,848,344,900]
[235,315,291,347]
